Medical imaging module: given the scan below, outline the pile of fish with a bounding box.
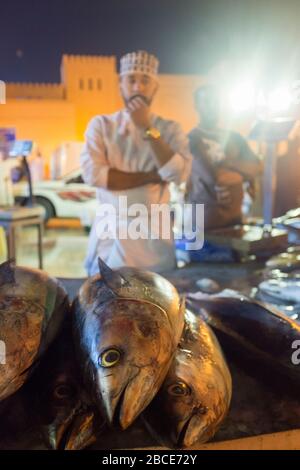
[2,242,299,450]
[0,259,232,450]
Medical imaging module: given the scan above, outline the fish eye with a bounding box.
[53,384,76,401]
[168,381,191,397]
[98,348,121,368]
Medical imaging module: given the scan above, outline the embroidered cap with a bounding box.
[119,50,159,78]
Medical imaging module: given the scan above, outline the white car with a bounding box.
[13,169,97,228]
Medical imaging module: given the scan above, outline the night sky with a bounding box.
[1,0,300,83]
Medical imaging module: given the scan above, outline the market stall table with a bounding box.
[0,206,44,269]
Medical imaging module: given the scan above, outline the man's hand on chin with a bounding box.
[127,96,151,130]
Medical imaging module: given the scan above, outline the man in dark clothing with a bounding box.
[188,84,262,230]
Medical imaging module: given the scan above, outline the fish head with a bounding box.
[43,403,102,451]
[20,325,103,451]
[153,350,231,448]
[87,298,175,430]
[36,361,103,450]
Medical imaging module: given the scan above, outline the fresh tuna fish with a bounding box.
[258,279,300,304]
[72,258,185,430]
[0,260,69,401]
[143,309,232,447]
[187,294,300,385]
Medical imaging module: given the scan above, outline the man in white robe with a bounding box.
[81,50,192,275]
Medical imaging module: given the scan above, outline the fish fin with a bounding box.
[0,259,16,286]
[97,257,129,291]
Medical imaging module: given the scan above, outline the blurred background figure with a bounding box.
[80,50,192,275]
[187,84,262,230]
[274,132,300,217]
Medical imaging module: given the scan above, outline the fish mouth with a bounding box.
[112,386,128,429]
[176,416,193,448]
[45,406,101,450]
[109,374,155,430]
[176,410,208,448]
[176,411,213,448]
[56,419,77,450]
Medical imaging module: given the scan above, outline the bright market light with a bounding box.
[267,86,292,114]
[228,81,256,113]
[226,80,294,118]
